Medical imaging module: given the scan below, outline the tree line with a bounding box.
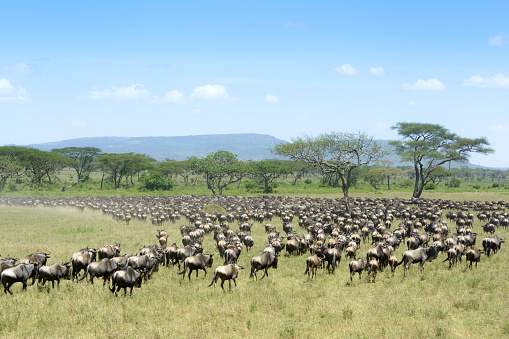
[0,123,495,208]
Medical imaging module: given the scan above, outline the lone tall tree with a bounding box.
[390,122,494,199]
[273,132,388,213]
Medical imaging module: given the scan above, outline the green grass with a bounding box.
[0,196,508,338]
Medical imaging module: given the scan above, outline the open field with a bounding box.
[1,194,509,338]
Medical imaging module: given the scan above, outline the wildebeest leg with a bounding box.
[220,279,225,292]
[52,280,55,289]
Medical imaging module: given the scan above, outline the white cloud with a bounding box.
[402,78,445,91]
[72,120,87,127]
[409,100,418,106]
[190,108,203,114]
[88,84,149,100]
[489,32,507,46]
[490,124,507,130]
[2,62,31,74]
[163,90,186,103]
[191,84,229,100]
[0,78,29,101]
[330,64,359,75]
[369,67,385,76]
[463,74,509,88]
[266,94,279,103]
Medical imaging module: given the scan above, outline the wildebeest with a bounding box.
[111,254,134,268]
[125,255,159,280]
[208,264,244,292]
[20,251,51,267]
[224,243,242,265]
[465,248,483,268]
[367,258,379,283]
[164,243,179,266]
[77,258,120,285]
[396,246,438,276]
[304,254,323,280]
[178,253,214,280]
[243,235,254,252]
[250,252,278,280]
[37,263,72,288]
[175,245,198,269]
[109,267,144,297]
[388,254,398,277]
[98,243,121,260]
[70,248,97,281]
[0,263,39,294]
[323,247,341,274]
[483,236,504,256]
[0,257,17,276]
[349,258,367,284]
[286,237,300,256]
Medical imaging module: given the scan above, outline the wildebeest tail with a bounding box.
[250,265,255,278]
[395,257,405,267]
[207,273,217,287]
[77,266,89,283]
[304,263,309,275]
[332,253,337,269]
[178,262,187,276]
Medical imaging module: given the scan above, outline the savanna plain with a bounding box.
[0,191,508,339]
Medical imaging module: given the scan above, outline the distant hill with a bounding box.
[24,134,286,161]
[16,134,483,168]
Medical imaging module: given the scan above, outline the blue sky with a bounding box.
[1,1,508,167]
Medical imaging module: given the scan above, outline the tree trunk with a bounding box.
[387,176,391,190]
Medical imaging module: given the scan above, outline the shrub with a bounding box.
[400,179,414,187]
[304,179,312,185]
[492,183,500,188]
[449,178,461,188]
[424,182,436,190]
[139,171,173,191]
[471,184,481,190]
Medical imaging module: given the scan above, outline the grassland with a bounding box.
[1,193,508,338]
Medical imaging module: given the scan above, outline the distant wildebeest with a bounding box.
[1,263,39,294]
[77,258,121,285]
[178,253,214,280]
[37,263,72,288]
[349,258,367,284]
[98,243,121,260]
[109,267,144,297]
[396,246,438,276]
[250,252,278,280]
[208,264,244,292]
[304,253,323,280]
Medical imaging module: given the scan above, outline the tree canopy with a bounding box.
[390,122,494,198]
[188,150,244,195]
[273,132,388,212]
[52,147,101,180]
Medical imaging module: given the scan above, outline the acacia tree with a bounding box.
[248,160,291,193]
[390,122,494,199]
[273,132,388,213]
[0,155,22,193]
[188,150,244,195]
[96,153,151,189]
[52,147,101,180]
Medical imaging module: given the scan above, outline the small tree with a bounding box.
[390,122,494,199]
[248,160,291,193]
[188,150,244,195]
[52,147,101,180]
[273,132,388,213]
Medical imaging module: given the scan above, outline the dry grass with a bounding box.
[0,197,508,338]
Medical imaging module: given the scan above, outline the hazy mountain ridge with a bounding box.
[14,134,485,168]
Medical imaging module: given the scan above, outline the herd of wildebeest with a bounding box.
[0,195,507,295]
